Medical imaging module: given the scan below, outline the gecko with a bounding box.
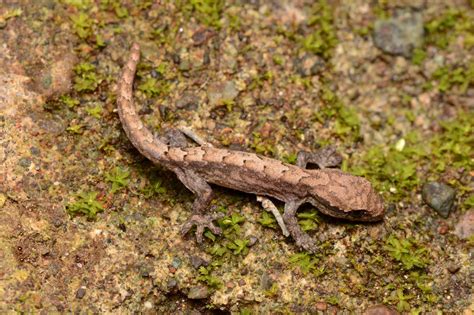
[117,43,385,253]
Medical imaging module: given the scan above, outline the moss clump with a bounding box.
[74,63,101,92]
[288,252,325,276]
[70,12,94,39]
[300,0,338,59]
[314,85,361,143]
[85,104,103,118]
[258,211,277,229]
[384,234,429,270]
[297,209,320,232]
[105,166,130,193]
[432,62,474,93]
[66,191,104,220]
[60,95,80,108]
[138,77,171,98]
[179,0,225,29]
[425,9,474,49]
[197,265,222,289]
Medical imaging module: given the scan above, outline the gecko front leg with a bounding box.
[176,168,224,243]
[283,146,344,253]
[283,200,317,253]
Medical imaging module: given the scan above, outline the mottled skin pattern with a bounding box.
[117,43,385,252]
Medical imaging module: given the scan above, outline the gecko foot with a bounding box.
[293,233,318,254]
[181,212,225,243]
[296,145,342,169]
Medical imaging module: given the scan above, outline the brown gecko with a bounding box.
[117,43,385,253]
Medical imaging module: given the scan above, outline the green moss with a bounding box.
[197,266,222,288]
[349,110,472,203]
[60,95,80,108]
[105,166,130,193]
[138,77,171,98]
[100,0,130,18]
[239,308,252,315]
[66,124,83,134]
[432,62,474,93]
[85,104,103,118]
[411,48,427,66]
[297,209,320,232]
[300,0,337,59]
[384,234,429,270]
[326,296,340,306]
[70,12,94,39]
[250,132,276,156]
[248,71,273,91]
[288,252,321,275]
[385,289,413,312]
[219,212,245,236]
[227,239,249,255]
[179,0,225,29]
[425,9,474,49]
[313,85,360,142]
[282,153,297,164]
[258,211,277,229]
[430,111,473,171]
[139,174,168,198]
[74,63,100,92]
[66,191,104,220]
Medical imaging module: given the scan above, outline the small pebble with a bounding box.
[167,277,178,290]
[75,287,86,299]
[422,182,456,218]
[447,263,461,274]
[247,236,258,247]
[437,221,449,235]
[171,257,182,269]
[187,285,209,299]
[189,255,208,269]
[454,210,474,239]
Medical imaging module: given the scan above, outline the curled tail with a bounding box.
[117,43,169,164]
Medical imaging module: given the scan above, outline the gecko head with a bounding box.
[308,169,385,222]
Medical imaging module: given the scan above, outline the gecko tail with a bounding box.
[117,43,169,164]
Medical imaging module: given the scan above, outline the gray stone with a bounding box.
[189,255,208,269]
[187,285,209,299]
[373,9,424,57]
[422,182,456,218]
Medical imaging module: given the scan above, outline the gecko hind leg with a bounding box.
[176,168,224,243]
[296,145,342,169]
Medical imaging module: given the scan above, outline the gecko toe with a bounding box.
[181,213,224,243]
